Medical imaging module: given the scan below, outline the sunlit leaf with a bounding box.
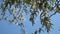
[51,0,56,2]
[0,0,60,34]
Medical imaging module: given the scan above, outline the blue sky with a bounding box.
[0,0,60,34]
[0,13,60,34]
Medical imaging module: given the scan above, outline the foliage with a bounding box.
[0,0,60,34]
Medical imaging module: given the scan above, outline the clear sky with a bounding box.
[0,0,60,34]
[0,12,60,34]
